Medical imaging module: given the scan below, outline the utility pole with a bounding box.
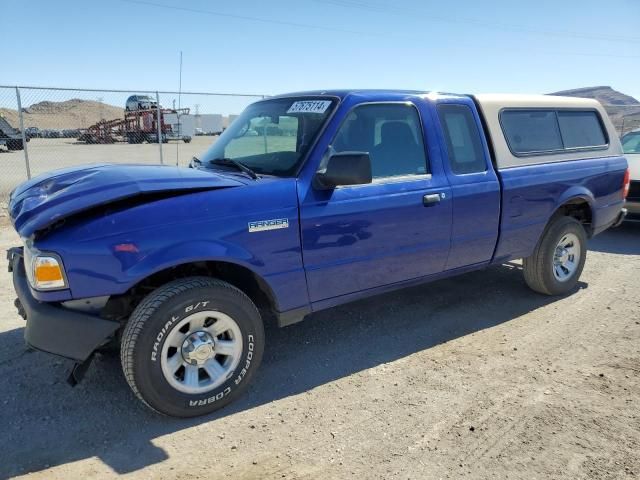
[176,50,183,166]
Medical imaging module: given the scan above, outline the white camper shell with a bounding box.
[473,94,623,169]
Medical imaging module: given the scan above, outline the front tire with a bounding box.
[121,277,264,417]
[523,216,587,295]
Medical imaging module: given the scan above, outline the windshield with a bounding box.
[200,97,336,176]
[622,132,640,154]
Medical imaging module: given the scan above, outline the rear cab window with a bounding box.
[437,104,487,174]
[500,109,608,156]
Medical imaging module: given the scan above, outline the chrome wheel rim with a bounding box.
[552,233,581,282]
[160,311,243,394]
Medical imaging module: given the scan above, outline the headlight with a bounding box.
[23,243,68,290]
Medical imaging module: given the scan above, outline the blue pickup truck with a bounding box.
[8,90,629,417]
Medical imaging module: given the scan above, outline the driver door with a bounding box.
[300,102,452,303]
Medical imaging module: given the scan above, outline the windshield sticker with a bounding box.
[287,100,332,114]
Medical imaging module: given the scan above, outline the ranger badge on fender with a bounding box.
[248,218,289,233]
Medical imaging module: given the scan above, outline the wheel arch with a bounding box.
[104,259,280,327]
[550,191,595,237]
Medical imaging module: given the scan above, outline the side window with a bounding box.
[557,111,607,149]
[437,104,487,174]
[501,110,563,154]
[500,109,609,156]
[331,103,427,179]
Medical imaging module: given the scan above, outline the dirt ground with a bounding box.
[0,221,638,480]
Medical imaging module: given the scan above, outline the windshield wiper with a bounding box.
[210,157,259,180]
[190,156,202,168]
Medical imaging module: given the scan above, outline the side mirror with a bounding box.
[314,152,372,189]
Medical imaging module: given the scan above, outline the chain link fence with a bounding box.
[605,104,640,137]
[1,85,640,210]
[0,85,266,207]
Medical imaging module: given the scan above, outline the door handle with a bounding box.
[423,193,441,207]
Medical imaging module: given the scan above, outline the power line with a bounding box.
[313,0,640,44]
[118,0,640,59]
[120,0,384,37]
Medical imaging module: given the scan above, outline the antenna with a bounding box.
[176,50,183,166]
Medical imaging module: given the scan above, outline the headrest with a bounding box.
[381,121,416,145]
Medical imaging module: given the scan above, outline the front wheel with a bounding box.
[121,277,264,417]
[523,216,587,295]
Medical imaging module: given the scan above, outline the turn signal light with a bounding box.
[33,256,66,289]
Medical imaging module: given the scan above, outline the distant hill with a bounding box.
[0,98,236,133]
[0,99,123,130]
[551,86,639,105]
[550,86,640,134]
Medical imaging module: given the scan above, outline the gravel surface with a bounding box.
[0,222,638,479]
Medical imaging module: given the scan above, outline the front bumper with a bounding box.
[8,248,119,362]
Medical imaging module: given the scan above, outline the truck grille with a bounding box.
[629,181,640,201]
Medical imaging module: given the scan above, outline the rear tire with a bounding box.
[523,216,587,295]
[120,277,264,417]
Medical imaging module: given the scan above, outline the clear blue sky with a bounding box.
[2,0,640,108]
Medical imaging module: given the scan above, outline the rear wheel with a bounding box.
[523,216,587,295]
[121,277,264,417]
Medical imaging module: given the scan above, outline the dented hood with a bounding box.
[10,164,244,237]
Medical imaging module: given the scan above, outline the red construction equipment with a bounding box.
[78,107,190,144]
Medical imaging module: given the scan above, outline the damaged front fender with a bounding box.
[9,164,245,238]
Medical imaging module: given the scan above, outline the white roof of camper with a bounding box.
[474,94,623,169]
[476,93,602,108]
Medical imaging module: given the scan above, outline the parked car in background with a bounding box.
[621,130,640,219]
[0,116,24,150]
[165,132,192,143]
[125,95,158,111]
[40,129,61,139]
[7,90,628,417]
[25,127,41,139]
[62,129,81,138]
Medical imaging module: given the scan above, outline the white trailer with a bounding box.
[164,114,224,137]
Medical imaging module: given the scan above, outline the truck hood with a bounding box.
[10,164,245,237]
